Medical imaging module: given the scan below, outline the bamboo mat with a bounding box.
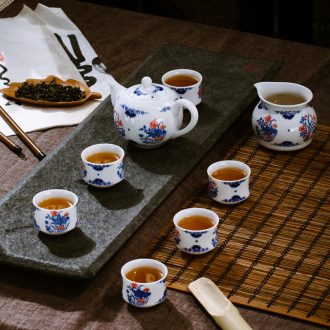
[145,125,330,326]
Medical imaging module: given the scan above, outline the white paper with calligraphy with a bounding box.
[0,4,110,136]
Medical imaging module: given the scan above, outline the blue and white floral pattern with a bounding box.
[88,178,112,186]
[223,195,246,203]
[126,283,151,306]
[121,104,148,118]
[255,114,278,142]
[223,179,245,188]
[170,87,193,95]
[183,245,209,253]
[299,113,317,141]
[139,119,167,144]
[133,85,163,96]
[258,102,267,110]
[185,230,208,238]
[275,110,300,119]
[86,163,112,171]
[208,180,218,198]
[160,106,171,112]
[44,210,70,233]
[117,163,125,180]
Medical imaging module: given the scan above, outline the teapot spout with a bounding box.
[109,76,126,107]
[254,82,269,99]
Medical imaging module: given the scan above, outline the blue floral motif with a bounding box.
[258,102,267,110]
[175,233,181,245]
[126,283,151,306]
[133,85,163,96]
[160,106,171,112]
[33,218,40,230]
[224,195,246,203]
[87,163,112,171]
[117,163,125,180]
[185,230,208,238]
[152,85,163,93]
[121,104,148,118]
[184,245,209,253]
[208,180,218,198]
[88,178,112,186]
[299,113,317,141]
[212,237,218,247]
[223,179,245,188]
[139,119,167,144]
[44,210,70,233]
[273,141,299,147]
[157,289,167,304]
[133,87,147,96]
[82,169,87,177]
[171,87,193,95]
[114,110,125,137]
[255,115,278,142]
[275,110,300,120]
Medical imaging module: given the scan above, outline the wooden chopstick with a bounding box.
[0,131,26,160]
[0,106,46,160]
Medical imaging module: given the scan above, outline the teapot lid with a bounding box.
[127,76,175,101]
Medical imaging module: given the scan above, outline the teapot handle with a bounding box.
[172,99,199,139]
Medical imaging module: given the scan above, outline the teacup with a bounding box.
[81,143,125,188]
[173,207,219,254]
[207,160,251,204]
[162,69,202,105]
[121,258,168,308]
[32,189,78,235]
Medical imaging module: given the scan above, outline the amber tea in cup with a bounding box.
[207,160,251,204]
[33,189,79,235]
[178,215,215,230]
[38,197,73,210]
[121,258,168,307]
[126,266,164,283]
[211,167,246,181]
[174,208,219,254]
[164,74,199,87]
[162,69,202,105]
[86,151,120,164]
[81,143,125,188]
[266,92,306,105]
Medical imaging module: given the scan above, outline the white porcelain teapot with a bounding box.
[109,76,199,148]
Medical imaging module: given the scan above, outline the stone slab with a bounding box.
[0,43,281,278]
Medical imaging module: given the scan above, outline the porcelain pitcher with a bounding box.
[252,82,317,151]
[109,76,199,148]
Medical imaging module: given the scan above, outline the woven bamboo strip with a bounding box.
[145,125,330,326]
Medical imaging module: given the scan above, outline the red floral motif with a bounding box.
[265,115,271,123]
[131,282,138,289]
[50,210,58,216]
[144,288,150,292]
[198,87,202,98]
[150,119,158,129]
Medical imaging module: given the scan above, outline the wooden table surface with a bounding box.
[0,1,329,329]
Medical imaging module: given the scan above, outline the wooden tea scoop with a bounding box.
[189,277,252,330]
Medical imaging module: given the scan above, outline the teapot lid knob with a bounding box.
[141,76,153,93]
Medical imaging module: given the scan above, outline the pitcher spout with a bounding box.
[109,76,126,107]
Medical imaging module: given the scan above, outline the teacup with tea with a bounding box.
[207,160,251,204]
[32,189,78,235]
[81,143,125,188]
[173,207,219,254]
[162,69,202,105]
[121,258,168,307]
